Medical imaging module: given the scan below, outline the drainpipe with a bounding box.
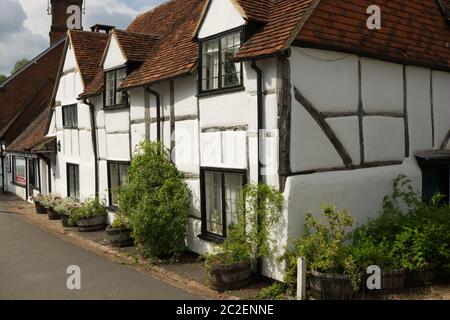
[146,87,162,143]
[251,60,264,275]
[83,99,99,196]
[251,60,263,185]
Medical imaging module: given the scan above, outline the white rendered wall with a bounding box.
[198,0,245,39]
[103,35,126,70]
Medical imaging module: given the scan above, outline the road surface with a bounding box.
[0,210,200,300]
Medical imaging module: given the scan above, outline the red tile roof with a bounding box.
[68,30,109,87]
[113,29,160,62]
[235,0,319,60]
[296,0,450,71]
[121,0,206,89]
[0,40,64,151]
[7,100,52,152]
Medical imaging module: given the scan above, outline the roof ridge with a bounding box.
[133,0,179,22]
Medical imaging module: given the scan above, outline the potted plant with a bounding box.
[54,197,79,228]
[75,197,107,232]
[204,184,284,291]
[279,205,361,300]
[41,193,62,220]
[105,212,133,248]
[31,194,47,214]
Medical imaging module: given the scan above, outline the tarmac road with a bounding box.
[0,210,200,300]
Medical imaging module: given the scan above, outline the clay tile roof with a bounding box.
[68,30,109,87]
[234,0,319,60]
[234,0,269,22]
[296,0,450,71]
[81,69,104,98]
[121,0,206,89]
[7,102,52,152]
[0,40,64,146]
[113,29,160,62]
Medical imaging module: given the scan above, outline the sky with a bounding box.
[0,0,165,75]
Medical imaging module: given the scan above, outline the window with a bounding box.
[104,68,128,108]
[107,162,129,208]
[201,168,246,239]
[13,156,26,186]
[29,158,39,188]
[200,30,242,93]
[67,163,79,199]
[62,104,78,128]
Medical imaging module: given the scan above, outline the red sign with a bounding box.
[16,176,26,186]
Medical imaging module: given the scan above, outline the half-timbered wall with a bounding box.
[284,47,450,255]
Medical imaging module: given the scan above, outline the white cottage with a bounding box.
[45,0,450,281]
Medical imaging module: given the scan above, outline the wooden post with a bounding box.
[297,257,306,300]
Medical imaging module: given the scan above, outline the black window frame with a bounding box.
[199,167,247,243]
[198,27,244,96]
[62,104,78,129]
[107,161,130,210]
[103,66,129,109]
[66,163,80,199]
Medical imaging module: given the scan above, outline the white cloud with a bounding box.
[1,0,160,75]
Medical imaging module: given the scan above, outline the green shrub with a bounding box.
[204,183,284,266]
[279,205,360,294]
[119,141,191,260]
[254,283,287,300]
[351,175,450,273]
[76,197,107,219]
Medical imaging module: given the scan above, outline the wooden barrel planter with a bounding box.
[34,202,47,215]
[61,215,77,228]
[406,267,437,288]
[309,271,355,300]
[47,208,61,221]
[77,215,106,232]
[105,226,134,248]
[206,260,252,291]
[380,270,406,292]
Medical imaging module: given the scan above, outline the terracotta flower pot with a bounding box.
[206,260,252,291]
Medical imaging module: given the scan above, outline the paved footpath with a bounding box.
[0,200,201,300]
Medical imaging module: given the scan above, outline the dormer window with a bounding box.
[199,29,243,94]
[104,67,128,108]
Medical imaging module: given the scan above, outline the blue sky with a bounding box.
[0,0,165,75]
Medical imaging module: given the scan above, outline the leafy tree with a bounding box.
[0,74,6,85]
[11,59,30,75]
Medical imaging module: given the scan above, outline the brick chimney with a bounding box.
[49,0,83,46]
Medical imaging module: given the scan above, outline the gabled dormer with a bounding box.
[195,0,250,95]
[101,29,159,109]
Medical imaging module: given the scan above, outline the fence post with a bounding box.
[297,257,306,300]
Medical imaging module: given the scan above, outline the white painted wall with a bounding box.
[103,35,126,70]
[198,0,245,39]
